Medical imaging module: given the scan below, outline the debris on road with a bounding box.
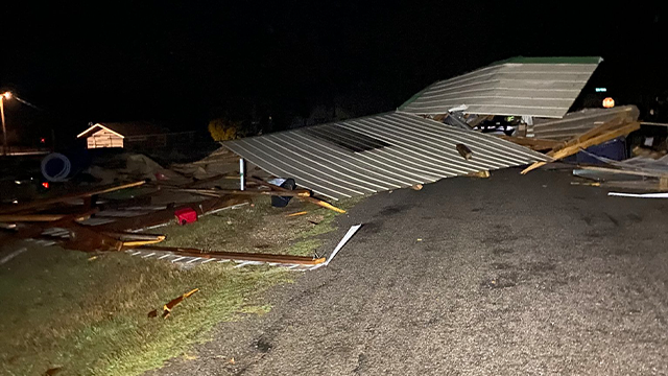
[309,224,362,270]
[466,170,490,179]
[148,288,199,319]
[608,191,668,198]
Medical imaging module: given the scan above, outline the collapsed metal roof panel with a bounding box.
[400,57,602,119]
[530,105,640,141]
[223,112,548,200]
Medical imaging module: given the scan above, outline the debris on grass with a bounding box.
[148,288,199,319]
[44,366,62,375]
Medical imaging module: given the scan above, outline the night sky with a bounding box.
[2,1,667,145]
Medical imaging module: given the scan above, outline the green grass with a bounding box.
[0,195,361,376]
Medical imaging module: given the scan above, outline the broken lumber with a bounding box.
[103,232,166,247]
[97,195,248,232]
[0,210,98,223]
[0,214,71,222]
[248,177,346,214]
[135,245,326,265]
[466,170,490,178]
[521,121,640,174]
[0,180,146,215]
[179,188,311,197]
[148,288,199,318]
[456,143,473,160]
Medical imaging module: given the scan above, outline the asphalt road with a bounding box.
[152,168,668,375]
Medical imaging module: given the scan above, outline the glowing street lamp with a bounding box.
[0,91,12,156]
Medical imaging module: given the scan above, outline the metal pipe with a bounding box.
[239,158,245,191]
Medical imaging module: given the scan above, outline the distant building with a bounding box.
[77,121,194,149]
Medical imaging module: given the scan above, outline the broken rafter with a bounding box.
[248,177,346,214]
[521,121,640,174]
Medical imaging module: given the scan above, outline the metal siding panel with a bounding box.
[223,112,548,198]
[401,60,600,118]
[287,132,416,186]
[272,133,401,190]
[346,117,506,171]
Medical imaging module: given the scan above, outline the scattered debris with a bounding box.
[608,192,668,199]
[308,224,363,270]
[411,184,423,190]
[466,170,490,179]
[248,177,346,214]
[0,180,146,215]
[287,211,308,217]
[522,119,641,174]
[456,144,473,160]
[44,366,62,376]
[175,208,198,225]
[0,247,27,266]
[527,105,640,141]
[148,288,199,319]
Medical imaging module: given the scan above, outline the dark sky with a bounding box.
[2,1,667,141]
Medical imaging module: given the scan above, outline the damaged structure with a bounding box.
[2,55,659,271]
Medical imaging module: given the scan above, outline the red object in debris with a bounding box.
[154,172,169,181]
[42,182,50,189]
[174,208,198,225]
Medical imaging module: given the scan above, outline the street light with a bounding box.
[0,91,11,156]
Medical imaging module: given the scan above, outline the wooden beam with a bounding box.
[521,121,640,175]
[0,214,68,222]
[0,180,147,215]
[248,177,346,214]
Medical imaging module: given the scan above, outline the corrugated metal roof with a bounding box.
[399,57,602,119]
[223,112,548,200]
[530,105,639,141]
